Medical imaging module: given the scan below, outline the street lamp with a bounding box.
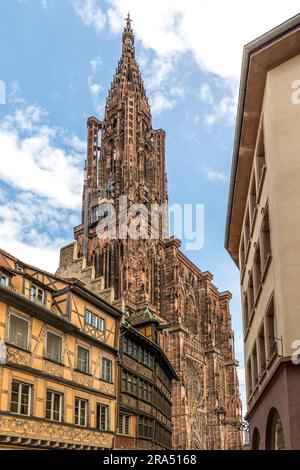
[215,407,249,432]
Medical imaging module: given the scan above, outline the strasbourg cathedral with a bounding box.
[57,17,242,450]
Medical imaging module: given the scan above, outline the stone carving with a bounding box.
[0,414,112,448]
[43,360,64,378]
[73,371,93,388]
[6,346,31,367]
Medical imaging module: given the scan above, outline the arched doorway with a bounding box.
[252,427,261,450]
[266,408,285,450]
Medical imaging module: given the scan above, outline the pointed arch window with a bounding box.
[266,408,285,450]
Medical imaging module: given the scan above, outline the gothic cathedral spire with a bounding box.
[84,15,168,220]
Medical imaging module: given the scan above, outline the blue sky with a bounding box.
[1,0,300,413]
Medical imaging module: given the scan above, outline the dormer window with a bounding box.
[30,284,44,304]
[85,310,105,333]
[0,273,8,287]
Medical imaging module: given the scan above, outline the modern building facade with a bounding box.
[115,309,177,450]
[57,16,242,450]
[0,249,121,449]
[226,14,300,450]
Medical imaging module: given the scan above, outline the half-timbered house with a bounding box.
[0,249,121,449]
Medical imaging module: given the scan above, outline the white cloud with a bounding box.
[74,0,106,34]
[203,168,228,183]
[0,95,84,210]
[88,57,105,115]
[68,135,87,153]
[104,1,300,122]
[90,56,102,73]
[136,52,184,115]
[0,192,76,273]
[199,83,213,104]
[88,78,103,98]
[0,89,84,272]
[107,0,300,79]
[238,367,246,387]
[204,91,238,127]
[71,1,300,121]
[151,92,174,115]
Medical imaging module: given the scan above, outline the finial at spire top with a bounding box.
[122,11,134,49]
[125,12,132,30]
[126,12,131,23]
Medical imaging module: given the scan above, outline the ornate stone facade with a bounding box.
[57,16,242,450]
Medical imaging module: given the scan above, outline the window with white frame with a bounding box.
[46,390,63,422]
[10,380,31,416]
[97,404,109,431]
[75,397,88,427]
[46,331,62,363]
[30,284,44,304]
[102,357,113,382]
[77,345,90,374]
[85,310,105,333]
[9,313,29,350]
[0,272,8,286]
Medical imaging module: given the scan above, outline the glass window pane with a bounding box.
[9,314,28,349]
[0,274,8,286]
[37,288,44,303]
[98,405,108,431]
[98,317,105,332]
[77,346,89,373]
[75,398,87,426]
[30,285,36,300]
[11,381,31,416]
[46,332,62,362]
[102,358,112,382]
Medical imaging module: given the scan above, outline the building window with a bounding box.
[97,404,109,431]
[77,346,90,374]
[123,337,128,354]
[137,416,153,439]
[46,390,63,422]
[242,293,249,333]
[8,313,29,350]
[132,375,137,396]
[256,127,266,188]
[261,212,271,266]
[122,371,140,397]
[10,381,31,416]
[75,398,88,427]
[253,244,262,298]
[102,357,113,382]
[249,177,257,226]
[247,358,252,397]
[118,413,130,436]
[239,241,245,270]
[266,408,285,450]
[252,343,258,387]
[46,331,62,363]
[252,427,261,450]
[0,273,8,286]
[30,284,44,304]
[244,211,250,251]
[85,310,105,333]
[267,299,277,357]
[258,324,266,375]
[247,272,254,319]
[128,339,134,356]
